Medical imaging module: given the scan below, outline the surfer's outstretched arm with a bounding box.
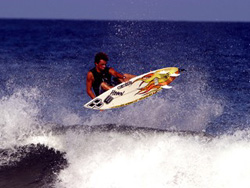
[123,73,136,81]
[109,68,125,80]
[109,68,135,82]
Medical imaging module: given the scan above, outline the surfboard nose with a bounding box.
[179,68,186,72]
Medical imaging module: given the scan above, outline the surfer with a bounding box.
[86,52,135,99]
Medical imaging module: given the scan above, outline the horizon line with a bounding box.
[0,17,249,24]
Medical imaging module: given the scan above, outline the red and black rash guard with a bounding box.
[90,67,112,96]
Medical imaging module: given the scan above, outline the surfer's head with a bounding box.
[95,52,109,64]
[95,52,109,71]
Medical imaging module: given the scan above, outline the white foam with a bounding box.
[0,87,247,188]
[52,107,83,126]
[55,129,250,188]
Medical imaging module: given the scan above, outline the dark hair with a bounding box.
[94,52,109,64]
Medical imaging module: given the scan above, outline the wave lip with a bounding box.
[0,144,67,188]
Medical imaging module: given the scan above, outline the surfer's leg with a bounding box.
[100,82,113,91]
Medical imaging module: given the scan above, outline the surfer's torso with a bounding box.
[90,67,112,96]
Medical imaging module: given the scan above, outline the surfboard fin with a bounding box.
[161,85,172,89]
[159,71,180,77]
[170,73,180,77]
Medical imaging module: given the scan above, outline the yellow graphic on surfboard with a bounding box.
[133,67,180,95]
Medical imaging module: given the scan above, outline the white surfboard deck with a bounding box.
[84,67,180,110]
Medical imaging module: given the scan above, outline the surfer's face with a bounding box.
[96,60,107,71]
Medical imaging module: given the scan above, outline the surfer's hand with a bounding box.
[122,76,127,82]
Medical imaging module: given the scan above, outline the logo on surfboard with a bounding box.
[104,90,125,104]
[117,81,132,90]
[87,98,104,109]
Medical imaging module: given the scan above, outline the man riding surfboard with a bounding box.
[86,52,135,99]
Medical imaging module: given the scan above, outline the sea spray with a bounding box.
[85,67,224,132]
[0,88,42,148]
[55,128,250,188]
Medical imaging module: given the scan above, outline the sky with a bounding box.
[0,0,250,22]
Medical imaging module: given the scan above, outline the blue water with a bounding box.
[0,19,249,188]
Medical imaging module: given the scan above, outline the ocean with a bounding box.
[0,19,249,188]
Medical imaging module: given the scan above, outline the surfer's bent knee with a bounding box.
[100,82,113,91]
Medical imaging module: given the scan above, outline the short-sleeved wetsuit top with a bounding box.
[90,67,112,96]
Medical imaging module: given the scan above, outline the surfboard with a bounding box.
[84,67,181,110]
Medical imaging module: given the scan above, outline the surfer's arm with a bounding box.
[109,68,125,78]
[86,71,96,99]
[109,68,136,82]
